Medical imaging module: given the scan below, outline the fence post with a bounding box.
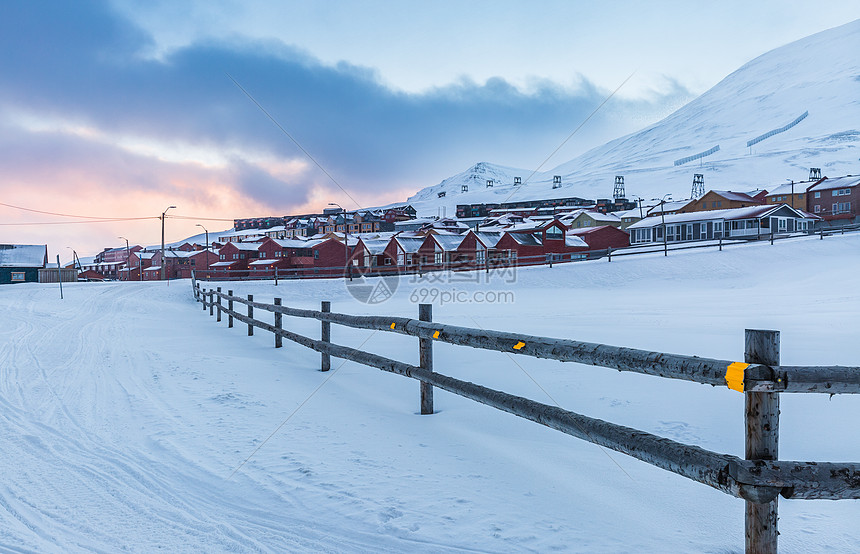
[419,303,434,415]
[209,290,214,316]
[274,298,283,348]
[247,294,254,336]
[203,287,208,311]
[820,226,824,240]
[228,290,234,328]
[607,247,612,262]
[770,228,774,245]
[274,267,279,286]
[216,287,222,322]
[321,301,331,371]
[719,236,723,251]
[744,329,780,554]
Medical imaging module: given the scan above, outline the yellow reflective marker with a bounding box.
[725,362,749,392]
[433,331,440,339]
[390,323,396,329]
[513,341,526,350]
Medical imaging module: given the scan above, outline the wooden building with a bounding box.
[627,204,817,245]
[0,244,48,284]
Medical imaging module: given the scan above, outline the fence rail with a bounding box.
[192,278,859,552]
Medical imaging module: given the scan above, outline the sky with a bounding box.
[2,0,859,257]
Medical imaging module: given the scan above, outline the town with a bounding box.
[2,170,857,284]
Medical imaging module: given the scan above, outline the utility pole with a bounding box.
[196,223,209,277]
[161,205,176,281]
[328,202,351,280]
[658,194,672,257]
[118,236,130,281]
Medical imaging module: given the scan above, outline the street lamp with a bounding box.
[196,223,210,276]
[65,246,80,272]
[328,202,352,280]
[161,205,176,281]
[118,236,130,281]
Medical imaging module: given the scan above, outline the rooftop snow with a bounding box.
[0,244,46,267]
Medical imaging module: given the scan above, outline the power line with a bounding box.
[0,201,152,220]
[502,70,637,205]
[226,73,364,211]
[0,217,158,226]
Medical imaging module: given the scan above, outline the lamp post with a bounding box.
[328,202,351,280]
[118,236,130,281]
[196,223,209,276]
[161,205,176,280]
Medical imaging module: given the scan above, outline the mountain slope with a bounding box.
[406,19,860,214]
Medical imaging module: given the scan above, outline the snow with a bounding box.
[809,175,860,192]
[0,244,46,267]
[2,230,859,551]
[401,20,860,217]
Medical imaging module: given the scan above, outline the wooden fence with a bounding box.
[192,282,860,553]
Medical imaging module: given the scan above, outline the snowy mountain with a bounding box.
[406,19,860,215]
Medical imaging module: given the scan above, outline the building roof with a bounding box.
[808,175,860,192]
[565,235,589,248]
[431,234,468,251]
[506,233,543,246]
[0,244,47,267]
[765,181,817,196]
[473,231,504,248]
[568,225,623,236]
[394,236,426,253]
[628,204,815,229]
[709,190,761,202]
[647,200,692,215]
[224,242,262,251]
[357,238,390,255]
[573,211,621,223]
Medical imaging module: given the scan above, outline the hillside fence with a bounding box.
[191,282,860,553]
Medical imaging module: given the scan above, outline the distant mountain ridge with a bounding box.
[406,19,860,216]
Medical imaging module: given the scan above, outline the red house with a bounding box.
[567,225,630,253]
[209,242,261,278]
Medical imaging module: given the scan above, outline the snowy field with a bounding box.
[1,234,859,552]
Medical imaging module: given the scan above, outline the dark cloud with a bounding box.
[0,0,693,208]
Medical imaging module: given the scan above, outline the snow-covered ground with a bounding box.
[1,233,859,552]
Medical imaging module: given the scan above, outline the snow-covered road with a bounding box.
[1,234,859,551]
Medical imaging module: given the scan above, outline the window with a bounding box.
[814,191,821,199]
[798,194,804,200]
[434,252,443,265]
[545,226,563,240]
[701,202,708,209]
[834,202,852,214]
[11,272,25,281]
[313,250,319,260]
[814,205,821,213]
[716,201,722,207]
